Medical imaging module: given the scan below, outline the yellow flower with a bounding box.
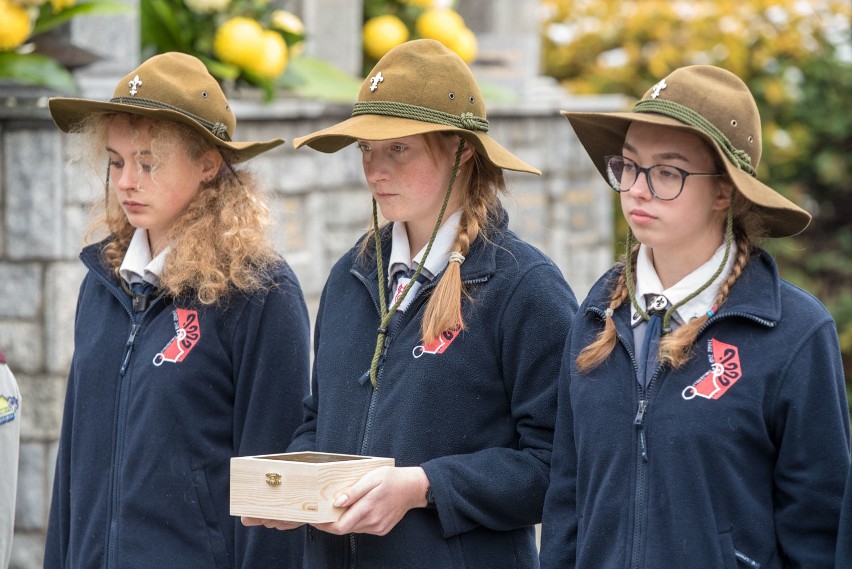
[50,0,75,10]
[0,0,32,51]
[244,30,288,79]
[213,16,265,69]
[362,14,409,60]
[415,8,465,49]
[271,9,304,35]
[184,0,229,14]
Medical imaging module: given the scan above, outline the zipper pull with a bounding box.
[119,323,140,376]
[634,399,648,426]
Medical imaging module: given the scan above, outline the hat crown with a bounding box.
[113,52,236,140]
[640,65,762,169]
[358,39,486,121]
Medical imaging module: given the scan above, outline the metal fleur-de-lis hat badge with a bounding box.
[128,75,142,96]
[650,78,667,99]
[369,71,384,92]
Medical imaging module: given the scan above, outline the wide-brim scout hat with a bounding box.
[562,65,811,237]
[49,51,284,163]
[293,39,540,175]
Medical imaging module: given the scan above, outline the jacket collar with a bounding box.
[351,205,510,285]
[587,249,782,328]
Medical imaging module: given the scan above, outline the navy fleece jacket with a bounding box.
[289,209,578,568]
[540,251,850,569]
[45,240,311,569]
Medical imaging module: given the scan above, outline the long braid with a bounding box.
[421,170,488,342]
[421,143,498,343]
[659,232,753,368]
[576,242,638,372]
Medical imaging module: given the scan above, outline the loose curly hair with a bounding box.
[73,113,279,305]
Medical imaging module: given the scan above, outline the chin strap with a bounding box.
[368,138,465,388]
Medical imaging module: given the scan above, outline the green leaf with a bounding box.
[0,52,77,93]
[276,56,361,102]
[142,0,192,53]
[198,56,241,82]
[33,0,131,36]
[478,81,519,105]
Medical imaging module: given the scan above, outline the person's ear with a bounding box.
[201,149,223,182]
[458,136,476,165]
[713,179,733,211]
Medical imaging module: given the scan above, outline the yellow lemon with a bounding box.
[214,17,265,69]
[363,15,409,60]
[415,8,465,48]
[447,26,477,63]
[0,0,33,51]
[402,0,435,6]
[244,30,288,79]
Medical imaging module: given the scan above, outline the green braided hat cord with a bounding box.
[625,203,735,331]
[368,138,466,388]
[353,101,489,132]
[110,97,232,141]
[633,99,756,177]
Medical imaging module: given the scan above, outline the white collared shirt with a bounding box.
[119,228,170,287]
[387,210,463,312]
[630,240,738,330]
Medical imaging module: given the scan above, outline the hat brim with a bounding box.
[49,98,284,163]
[293,115,541,175]
[561,110,811,238]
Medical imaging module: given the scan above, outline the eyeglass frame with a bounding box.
[603,155,723,201]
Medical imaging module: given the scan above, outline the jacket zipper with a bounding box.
[84,260,163,569]
[346,269,488,567]
[587,304,775,569]
[588,306,656,569]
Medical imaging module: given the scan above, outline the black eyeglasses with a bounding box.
[604,155,722,201]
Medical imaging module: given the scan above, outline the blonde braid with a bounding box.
[421,192,483,342]
[576,243,638,372]
[659,233,753,368]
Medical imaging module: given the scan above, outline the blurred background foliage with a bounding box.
[362,0,477,74]
[540,0,852,398]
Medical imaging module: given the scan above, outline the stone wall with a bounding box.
[0,2,625,567]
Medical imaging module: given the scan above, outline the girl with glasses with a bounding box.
[540,65,849,569]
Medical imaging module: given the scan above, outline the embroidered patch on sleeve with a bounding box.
[0,394,19,425]
[682,338,743,400]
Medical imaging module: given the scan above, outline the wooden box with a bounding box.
[230,451,394,523]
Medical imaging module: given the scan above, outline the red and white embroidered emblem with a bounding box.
[153,308,200,366]
[682,338,742,400]
[412,324,461,358]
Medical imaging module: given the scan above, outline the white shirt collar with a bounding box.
[119,229,170,287]
[631,240,737,327]
[387,210,463,285]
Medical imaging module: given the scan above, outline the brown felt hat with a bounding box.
[562,65,811,237]
[293,39,540,175]
[48,52,284,163]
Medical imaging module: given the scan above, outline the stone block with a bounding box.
[44,262,86,374]
[9,530,45,569]
[5,129,64,260]
[15,442,45,530]
[0,264,41,319]
[17,374,66,441]
[0,322,43,375]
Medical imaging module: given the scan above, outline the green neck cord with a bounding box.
[368,138,466,388]
[625,203,735,331]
